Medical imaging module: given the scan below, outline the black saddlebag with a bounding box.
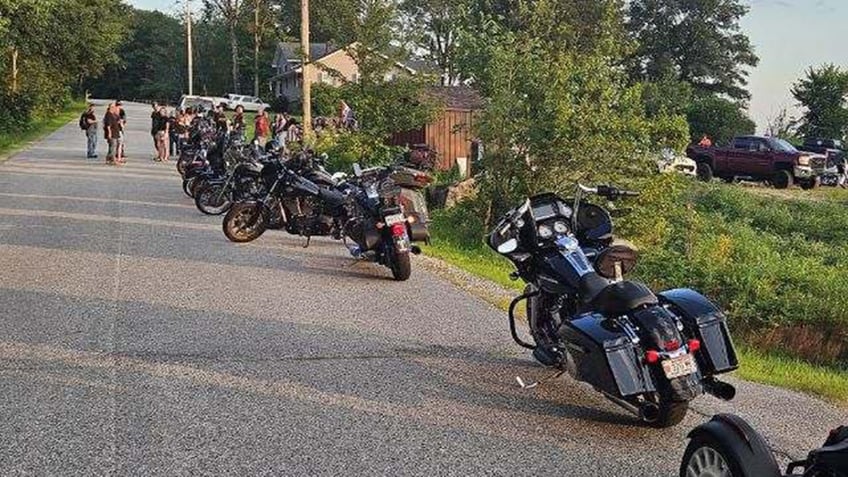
[658,288,739,375]
[560,313,655,398]
[406,213,430,243]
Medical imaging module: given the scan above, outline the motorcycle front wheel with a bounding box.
[679,416,781,477]
[223,203,267,243]
[195,183,232,216]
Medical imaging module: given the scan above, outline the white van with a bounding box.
[225,94,271,112]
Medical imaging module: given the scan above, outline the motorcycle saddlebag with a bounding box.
[560,313,656,398]
[658,288,738,375]
[406,213,430,243]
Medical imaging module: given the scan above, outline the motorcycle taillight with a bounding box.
[390,223,406,237]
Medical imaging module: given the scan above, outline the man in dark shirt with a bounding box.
[103,103,122,165]
[81,103,98,159]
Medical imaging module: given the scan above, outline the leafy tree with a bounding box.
[686,95,755,145]
[247,0,275,97]
[766,108,801,143]
[626,0,759,101]
[204,0,245,93]
[85,9,186,102]
[791,64,848,140]
[399,0,470,85]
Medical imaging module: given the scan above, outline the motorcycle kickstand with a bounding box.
[302,236,311,248]
[516,370,565,390]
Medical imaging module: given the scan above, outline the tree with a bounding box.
[400,0,469,85]
[791,64,848,140]
[205,0,245,93]
[686,95,755,145]
[248,0,275,97]
[627,0,759,101]
[766,107,800,143]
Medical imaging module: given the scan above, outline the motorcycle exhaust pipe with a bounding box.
[601,393,659,424]
[704,378,736,401]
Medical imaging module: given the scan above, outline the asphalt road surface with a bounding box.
[0,102,844,476]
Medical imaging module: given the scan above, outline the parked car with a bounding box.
[178,95,226,112]
[657,148,697,177]
[686,135,826,190]
[225,94,271,112]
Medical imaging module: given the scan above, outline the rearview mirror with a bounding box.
[353,163,363,177]
[497,238,519,254]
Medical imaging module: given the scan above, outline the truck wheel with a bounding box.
[800,177,820,190]
[773,170,793,189]
[696,163,714,182]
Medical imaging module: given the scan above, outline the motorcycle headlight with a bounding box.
[553,221,568,234]
[538,224,553,239]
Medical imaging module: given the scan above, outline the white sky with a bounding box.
[128,0,848,133]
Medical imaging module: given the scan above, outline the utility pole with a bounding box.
[300,0,312,138]
[186,0,194,95]
[254,3,260,97]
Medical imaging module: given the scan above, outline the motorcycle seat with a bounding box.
[582,275,658,317]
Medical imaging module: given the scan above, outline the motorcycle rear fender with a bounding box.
[658,289,739,375]
[559,314,656,398]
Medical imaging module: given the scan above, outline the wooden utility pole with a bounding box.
[186,0,194,95]
[254,4,260,97]
[10,48,18,93]
[300,0,312,138]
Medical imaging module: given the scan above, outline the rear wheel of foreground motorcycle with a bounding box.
[679,420,781,477]
[696,162,713,182]
[223,203,267,243]
[651,399,689,428]
[195,183,231,216]
[390,251,412,281]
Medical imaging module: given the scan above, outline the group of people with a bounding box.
[149,103,198,162]
[208,102,301,150]
[80,101,127,165]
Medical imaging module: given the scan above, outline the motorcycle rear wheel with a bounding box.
[195,183,232,216]
[390,250,412,281]
[652,398,689,428]
[223,203,267,243]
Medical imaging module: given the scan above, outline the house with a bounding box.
[270,42,417,102]
[389,86,484,177]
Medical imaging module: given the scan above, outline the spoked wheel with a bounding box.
[195,183,232,216]
[190,178,208,199]
[683,446,733,477]
[223,203,267,243]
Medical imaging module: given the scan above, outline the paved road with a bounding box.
[0,102,843,476]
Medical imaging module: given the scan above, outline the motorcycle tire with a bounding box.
[679,415,781,477]
[195,183,232,216]
[190,177,208,199]
[177,157,188,176]
[390,250,412,281]
[223,203,267,243]
[652,398,689,428]
[182,178,195,198]
[527,290,561,367]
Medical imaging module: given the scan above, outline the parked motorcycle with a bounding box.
[680,414,848,477]
[488,184,739,427]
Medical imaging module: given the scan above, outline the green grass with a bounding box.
[424,180,848,405]
[737,347,848,404]
[0,100,87,160]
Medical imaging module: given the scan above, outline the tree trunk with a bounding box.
[254,33,259,97]
[229,25,240,94]
[11,48,19,93]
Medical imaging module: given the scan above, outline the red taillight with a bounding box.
[664,339,680,351]
[645,350,660,364]
[688,339,701,353]
[390,223,406,237]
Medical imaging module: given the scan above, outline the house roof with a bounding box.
[427,86,484,111]
[405,59,440,75]
[274,42,339,66]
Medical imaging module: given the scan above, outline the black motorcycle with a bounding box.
[681,414,848,477]
[488,184,739,427]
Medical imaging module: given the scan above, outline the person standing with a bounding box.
[80,103,98,159]
[150,102,160,155]
[153,106,170,162]
[103,103,122,165]
[273,113,286,145]
[253,108,270,148]
[116,100,127,158]
[232,105,246,137]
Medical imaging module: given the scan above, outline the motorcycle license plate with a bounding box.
[662,354,697,379]
[384,213,406,226]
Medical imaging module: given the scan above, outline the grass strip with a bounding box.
[0,100,87,161]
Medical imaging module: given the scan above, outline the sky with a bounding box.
[127,0,848,133]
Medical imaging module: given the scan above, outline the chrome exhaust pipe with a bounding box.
[602,392,661,423]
